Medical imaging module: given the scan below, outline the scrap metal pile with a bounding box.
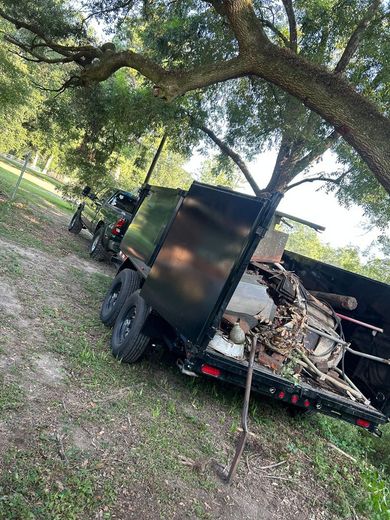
[213,262,370,405]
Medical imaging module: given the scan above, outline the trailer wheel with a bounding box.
[90,226,106,261]
[100,269,141,327]
[68,211,83,234]
[111,290,150,363]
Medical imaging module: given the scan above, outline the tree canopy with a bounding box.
[0,0,389,228]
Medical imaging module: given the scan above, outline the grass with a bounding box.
[0,447,116,520]
[40,268,389,518]
[0,162,389,519]
[0,155,65,190]
[0,377,25,416]
[0,161,72,213]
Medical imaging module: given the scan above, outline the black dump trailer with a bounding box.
[100,181,389,435]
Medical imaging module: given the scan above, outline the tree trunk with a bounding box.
[42,155,53,174]
[31,151,39,168]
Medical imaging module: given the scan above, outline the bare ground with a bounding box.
[0,199,371,519]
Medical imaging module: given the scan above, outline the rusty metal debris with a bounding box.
[218,261,378,405]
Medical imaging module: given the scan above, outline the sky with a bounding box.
[185,148,382,251]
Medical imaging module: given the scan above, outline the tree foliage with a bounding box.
[0,0,389,231]
[0,22,193,192]
[285,223,390,284]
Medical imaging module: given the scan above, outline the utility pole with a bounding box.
[142,134,167,186]
[10,151,32,201]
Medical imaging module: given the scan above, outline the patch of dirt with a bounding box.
[0,280,22,314]
[62,252,113,274]
[0,235,114,276]
[69,425,94,451]
[32,353,67,385]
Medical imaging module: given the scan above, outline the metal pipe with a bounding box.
[298,352,366,401]
[336,313,384,334]
[10,152,31,201]
[333,367,370,403]
[142,133,167,186]
[227,335,257,484]
[275,210,325,232]
[346,346,390,365]
[307,325,349,346]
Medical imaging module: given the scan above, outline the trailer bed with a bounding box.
[185,348,387,434]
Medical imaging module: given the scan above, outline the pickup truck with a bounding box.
[98,181,389,436]
[68,186,144,260]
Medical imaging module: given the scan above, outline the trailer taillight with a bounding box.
[303,399,310,408]
[291,394,299,405]
[356,418,371,429]
[201,364,221,377]
[277,391,285,399]
[112,217,127,235]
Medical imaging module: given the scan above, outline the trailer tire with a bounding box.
[100,269,141,327]
[68,211,83,234]
[111,290,150,363]
[90,226,106,261]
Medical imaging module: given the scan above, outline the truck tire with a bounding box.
[90,226,106,261]
[111,290,150,363]
[100,269,142,327]
[68,211,83,234]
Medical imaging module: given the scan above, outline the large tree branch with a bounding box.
[285,170,350,191]
[193,119,262,196]
[281,0,298,53]
[81,52,248,99]
[266,129,340,192]
[335,0,381,73]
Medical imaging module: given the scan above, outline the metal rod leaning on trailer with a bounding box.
[227,335,258,484]
[142,134,167,186]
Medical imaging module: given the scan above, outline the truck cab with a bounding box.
[68,186,147,260]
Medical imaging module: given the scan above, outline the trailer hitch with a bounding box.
[226,334,258,484]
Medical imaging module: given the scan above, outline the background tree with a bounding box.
[0,13,194,192]
[285,222,390,284]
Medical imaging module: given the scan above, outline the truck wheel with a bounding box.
[100,269,141,327]
[111,290,150,363]
[90,227,106,261]
[68,211,83,234]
